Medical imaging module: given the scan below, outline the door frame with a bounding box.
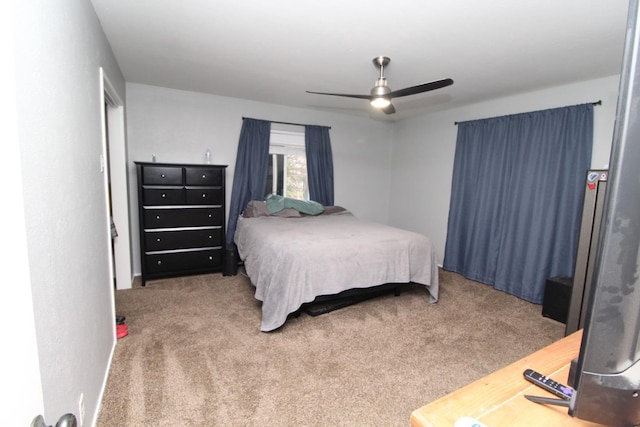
[100,68,132,290]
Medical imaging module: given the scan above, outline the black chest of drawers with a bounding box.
[135,162,227,285]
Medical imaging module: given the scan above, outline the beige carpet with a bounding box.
[97,269,564,426]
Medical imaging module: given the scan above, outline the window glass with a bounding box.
[266,130,308,200]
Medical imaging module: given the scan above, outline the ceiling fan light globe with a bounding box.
[370,97,391,108]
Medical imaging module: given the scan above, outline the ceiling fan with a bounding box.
[306,56,453,114]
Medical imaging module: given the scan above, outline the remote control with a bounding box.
[523,368,573,400]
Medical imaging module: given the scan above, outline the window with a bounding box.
[265,129,308,200]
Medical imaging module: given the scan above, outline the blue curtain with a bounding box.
[305,125,334,206]
[226,118,271,248]
[443,104,593,303]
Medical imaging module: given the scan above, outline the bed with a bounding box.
[234,202,439,331]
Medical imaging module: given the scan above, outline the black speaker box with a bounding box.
[542,276,573,323]
[222,248,238,276]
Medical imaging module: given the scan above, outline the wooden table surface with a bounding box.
[410,330,606,426]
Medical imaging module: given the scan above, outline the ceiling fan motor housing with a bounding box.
[371,78,391,96]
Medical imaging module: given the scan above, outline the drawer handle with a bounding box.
[209,256,213,260]
[208,235,212,239]
[156,215,160,220]
[202,193,206,198]
[202,174,206,179]
[157,260,162,265]
[208,214,212,218]
[161,193,166,198]
[161,174,166,178]
[156,238,161,242]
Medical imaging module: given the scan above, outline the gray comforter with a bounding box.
[235,211,439,331]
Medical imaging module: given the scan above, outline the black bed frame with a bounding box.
[299,283,403,316]
[236,261,407,319]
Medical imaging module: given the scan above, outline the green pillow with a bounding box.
[265,194,325,215]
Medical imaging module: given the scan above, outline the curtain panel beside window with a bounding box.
[305,125,334,206]
[226,118,271,249]
[443,103,594,303]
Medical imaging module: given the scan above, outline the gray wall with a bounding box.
[389,75,621,265]
[125,83,394,276]
[12,0,125,425]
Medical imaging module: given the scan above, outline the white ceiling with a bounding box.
[90,0,631,121]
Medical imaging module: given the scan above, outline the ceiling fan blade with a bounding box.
[388,78,454,99]
[305,90,371,100]
[382,103,396,114]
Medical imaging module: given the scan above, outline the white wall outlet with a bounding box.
[78,393,85,426]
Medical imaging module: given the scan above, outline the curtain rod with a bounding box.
[453,100,602,125]
[242,117,331,129]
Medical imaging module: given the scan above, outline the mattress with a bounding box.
[235,210,439,331]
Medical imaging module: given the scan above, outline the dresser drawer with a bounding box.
[144,207,223,228]
[185,188,223,205]
[142,165,183,185]
[185,167,223,186]
[143,188,185,205]
[145,228,223,251]
[145,248,223,274]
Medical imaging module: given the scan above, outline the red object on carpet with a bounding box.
[116,323,128,339]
